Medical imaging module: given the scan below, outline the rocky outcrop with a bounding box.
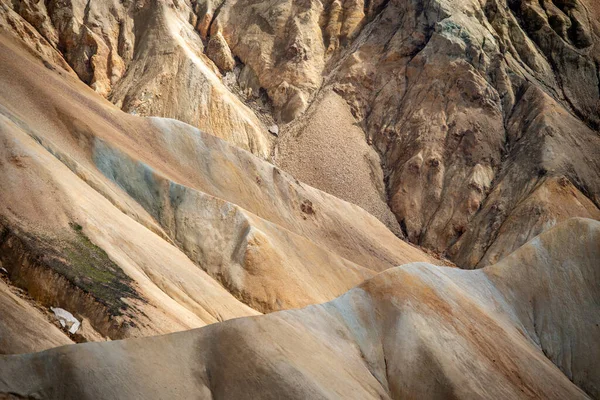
[206,31,235,71]
[1,218,598,399]
[4,0,599,264]
[322,0,600,266]
[2,0,272,156]
[108,2,274,157]
[200,0,600,265]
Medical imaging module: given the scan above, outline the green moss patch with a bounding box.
[59,223,142,315]
[0,222,142,317]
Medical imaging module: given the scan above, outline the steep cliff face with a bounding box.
[4,0,598,265]
[202,0,600,266]
[192,0,600,263]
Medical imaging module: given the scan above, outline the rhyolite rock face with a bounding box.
[4,0,598,265]
[0,1,599,398]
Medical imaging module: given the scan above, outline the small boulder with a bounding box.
[268,124,279,136]
[206,32,235,72]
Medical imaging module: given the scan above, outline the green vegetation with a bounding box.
[15,223,142,317]
[57,223,141,316]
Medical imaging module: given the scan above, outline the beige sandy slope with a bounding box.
[0,218,597,399]
[0,111,260,342]
[275,89,402,235]
[0,29,431,271]
[0,32,436,348]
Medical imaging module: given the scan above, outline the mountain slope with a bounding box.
[0,29,436,347]
[1,218,598,399]
[3,0,599,265]
[0,1,598,398]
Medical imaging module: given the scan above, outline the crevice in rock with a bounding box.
[206,0,227,39]
[399,218,409,238]
[82,0,92,26]
[221,57,276,128]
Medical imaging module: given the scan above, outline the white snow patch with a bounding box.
[51,307,81,334]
